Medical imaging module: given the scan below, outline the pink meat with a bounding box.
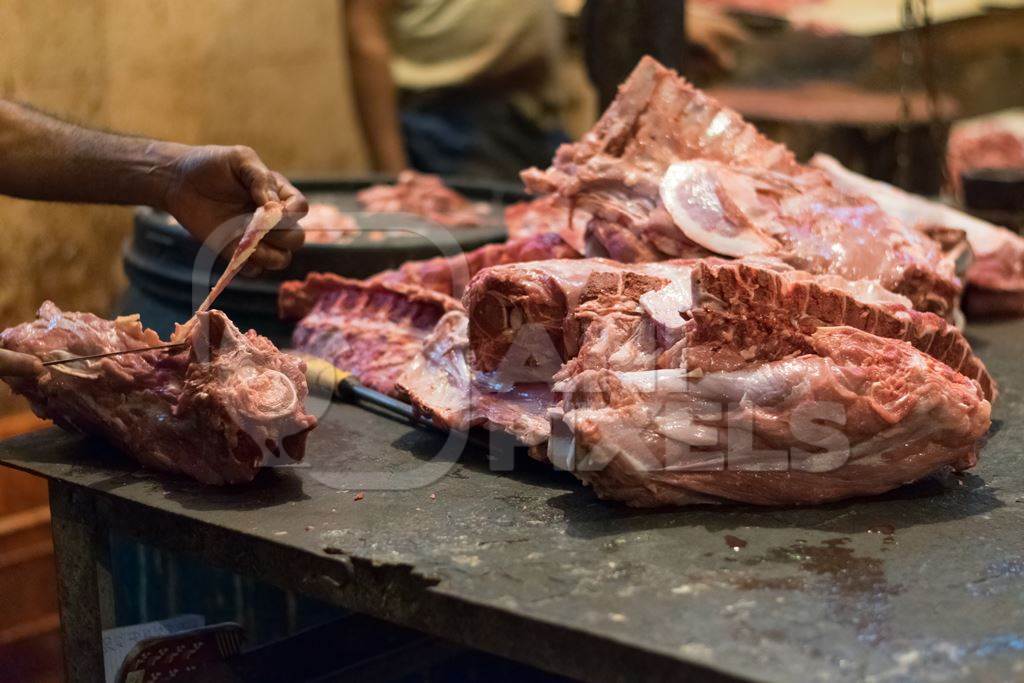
[1,303,316,485]
[357,171,490,228]
[523,56,959,318]
[398,255,993,506]
[947,112,1024,197]
[280,274,460,396]
[813,153,1024,319]
[370,231,582,298]
[301,203,360,244]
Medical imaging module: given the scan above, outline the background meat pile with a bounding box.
[283,58,1006,507]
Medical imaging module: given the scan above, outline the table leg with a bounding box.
[49,482,116,683]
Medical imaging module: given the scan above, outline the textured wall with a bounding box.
[0,0,369,413]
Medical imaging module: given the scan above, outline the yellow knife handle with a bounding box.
[293,353,352,397]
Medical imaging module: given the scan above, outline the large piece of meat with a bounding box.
[281,273,554,444]
[812,154,1024,318]
[357,171,490,228]
[280,274,461,395]
[399,257,992,506]
[523,57,960,318]
[1,303,317,485]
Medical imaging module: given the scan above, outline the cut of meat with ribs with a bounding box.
[395,310,552,446]
[812,153,1024,319]
[281,274,460,395]
[1,302,316,485]
[554,327,990,506]
[463,258,994,400]
[283,274,551,444]
[523,57,960,317]
[369,231,582,298]
[403,254,992,505]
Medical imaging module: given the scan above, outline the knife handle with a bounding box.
[294,353,354,398]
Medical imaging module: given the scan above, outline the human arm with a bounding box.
[0,100,307,273]
[344,0,408,174]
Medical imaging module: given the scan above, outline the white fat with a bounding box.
[553,368,691,395]
[654,415,719,446]
[638,275,694,341]
[660,161,776,257]
[689,360,811,404]
[546,408,577,471]
[811,153,1017,257]
[45,351,104,380]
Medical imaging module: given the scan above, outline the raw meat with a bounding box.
[369,231,581,298]
[463,258,994,400]
[280,274,460,395]
[282,270,555,441]
[813,154,1024,318]
[523,57,960,317]
[301,203,360,244]
[396,309,553,446]
[357,171,490,228]
[174,200,285,343]
[1,303,316,485]
[504,195,589,252]
[401,256,992,506]
[947,110,1024,197]
[196,201,284,316]
[555,327,989,506]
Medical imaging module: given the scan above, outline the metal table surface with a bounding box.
[2,320,1023,683]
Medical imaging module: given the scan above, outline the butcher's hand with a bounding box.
[0,349,43,378]
[160,145,309,276]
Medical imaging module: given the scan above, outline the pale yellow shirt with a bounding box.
[389,0,563,126]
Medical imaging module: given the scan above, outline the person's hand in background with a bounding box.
[0,349,43,378]
[686,4,751,72]
[160,144,309,276]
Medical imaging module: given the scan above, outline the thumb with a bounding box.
[233,147,279,205]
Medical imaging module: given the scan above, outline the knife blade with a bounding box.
[41,342,188,367]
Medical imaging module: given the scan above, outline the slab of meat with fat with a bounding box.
[357,170,490,228]
[280,274,461,396]
[523,56,960,318]
[813,154,1024,319]
[556,327,989,506]
[463,258,992,396]
[403,256,992,506]
[1,302,316,485]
